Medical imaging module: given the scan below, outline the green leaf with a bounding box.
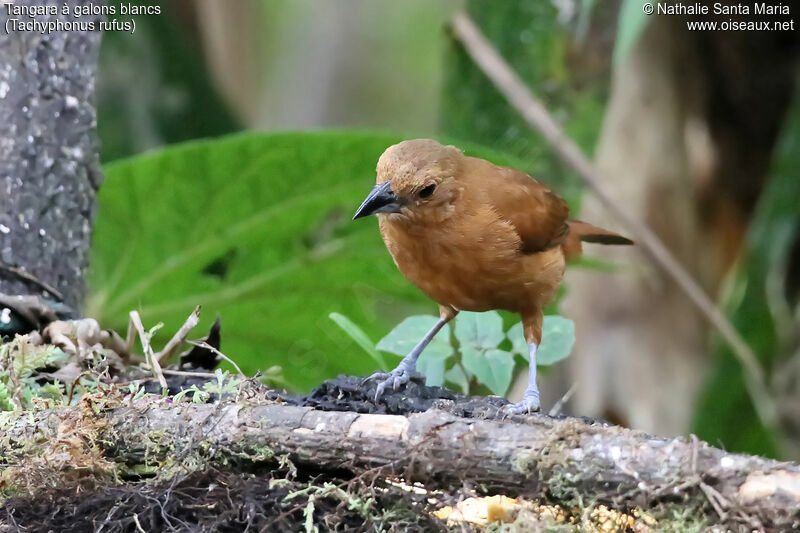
[0,380,14,411]
[461,347,514,396]
[454,311,505,351]
[376,315,452,387]
[507,316,575,365]
[507,322,528,357]
[453,311,514,394]
[376,315,452,359]
[329,313,388,371]
[89,131,525,391]
[418,357,446,388]
[613,0,651,66]
[444,364,470,394]
[538,316,575,365]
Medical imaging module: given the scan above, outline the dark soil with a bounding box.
[1,468,446,533]
[302,374,510,418]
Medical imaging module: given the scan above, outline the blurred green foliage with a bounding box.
[613,0,650,66]
[441,0,608,206]
[88,131,532,392]
[694,97,800,458]
[371,311,574,396]
[328,312,388,371]
[97,1,239,162]
[256,0,458,132]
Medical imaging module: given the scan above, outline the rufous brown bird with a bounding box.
[353,139,632,413]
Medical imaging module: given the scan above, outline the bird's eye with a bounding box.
[419,184,436,198]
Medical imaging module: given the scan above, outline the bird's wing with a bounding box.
[482,164,570,254]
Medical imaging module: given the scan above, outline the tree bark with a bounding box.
[0,0,104,311]
[2,400,798,529]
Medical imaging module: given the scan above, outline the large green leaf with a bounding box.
[329,312,388,371]
[89,131,523,391]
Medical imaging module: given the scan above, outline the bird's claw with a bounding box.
[361,371,388,386]
[502,395,541,416]
[363,367,412,402]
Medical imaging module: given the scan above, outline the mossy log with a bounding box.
[1,385,799,530]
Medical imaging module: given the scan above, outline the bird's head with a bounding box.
[353,139,464,224]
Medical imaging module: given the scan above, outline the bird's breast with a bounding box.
[379,215,559,313]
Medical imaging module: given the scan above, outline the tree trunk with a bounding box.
[0,0,104,311]
[564,8,799,439]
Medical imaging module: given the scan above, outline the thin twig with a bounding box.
[155,305,201,365]
[161,369,219,379]
[688,434,728,520]
[187,340,246,378]
[698,481,729,521]
[686,434,737,524]
[548,382,578,416]
[132,513,147,533]
[449,12,776,430]
[67,370,96,405]
[0,263,64,301]
[129,310,168,389]
[690,434,700,474]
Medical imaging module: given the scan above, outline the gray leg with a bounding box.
[365,316,451,401]
[504,343,540,414]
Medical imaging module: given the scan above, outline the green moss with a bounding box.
[510,450,538,476]
[650,504,710,533]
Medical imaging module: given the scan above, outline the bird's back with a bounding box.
[462,157,632,259]
[463,156,571,255]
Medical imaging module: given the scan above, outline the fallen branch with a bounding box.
[449,12,776,431]
[1,395,798,529]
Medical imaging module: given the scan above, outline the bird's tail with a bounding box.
[562,220,633,259]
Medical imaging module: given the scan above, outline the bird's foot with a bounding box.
[362,361,416,401]
[503,392,540,415]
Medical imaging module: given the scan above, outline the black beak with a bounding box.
[352,181,403,220]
